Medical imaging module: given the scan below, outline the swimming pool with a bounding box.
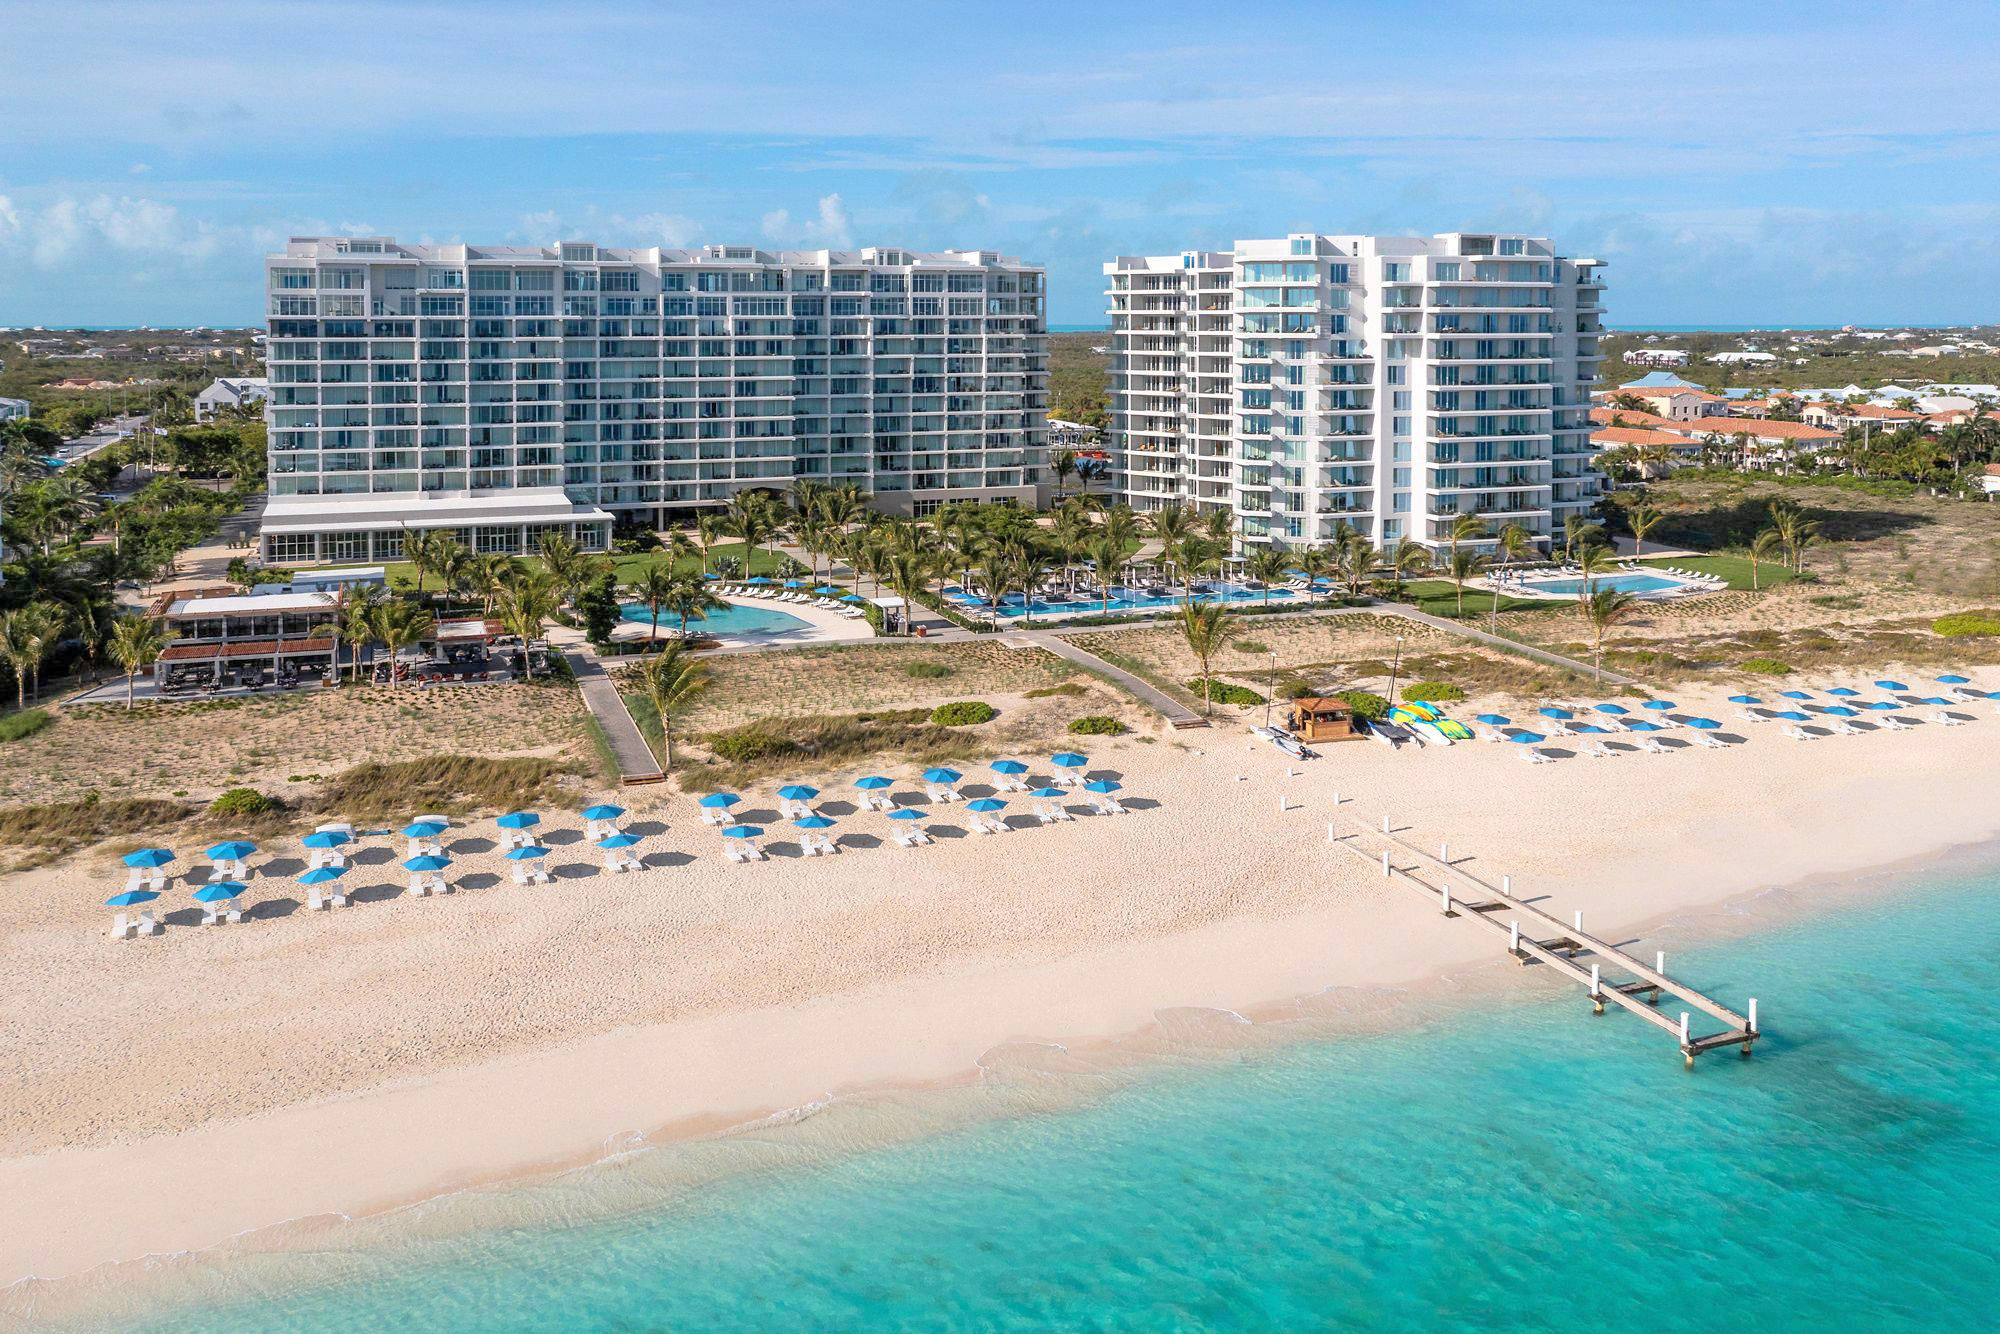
[618,601,812,636]
[1520,572,1687,597]
[946,582,1298,618]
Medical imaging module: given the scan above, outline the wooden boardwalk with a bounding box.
[1323,810,1759,1065]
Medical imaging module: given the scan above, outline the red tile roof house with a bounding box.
[1800,402,1925,432]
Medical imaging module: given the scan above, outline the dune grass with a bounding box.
[689,708,990,790]
[310,755,585,822]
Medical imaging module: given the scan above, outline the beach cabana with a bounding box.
[698,792,741,826]
[298,863,350,911]
[193,881,248,926]
[793,814,839,856]
[1288,697,1363,744]
[598,832,643,873]
[106,888,162,938]
[720,824,766,863]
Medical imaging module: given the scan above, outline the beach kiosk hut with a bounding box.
[1287,697,1363,744]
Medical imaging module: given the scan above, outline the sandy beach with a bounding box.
[5,681,1999,1289]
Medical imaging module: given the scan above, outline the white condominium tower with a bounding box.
[259,237,1048,564]
[1104,233,1604,554]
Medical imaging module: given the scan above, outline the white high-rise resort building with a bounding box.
[1104,233,1604,554]
[258,237,1048,564]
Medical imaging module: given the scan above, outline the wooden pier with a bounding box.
[1324,811,1760,1066]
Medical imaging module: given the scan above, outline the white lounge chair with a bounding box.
[308,849,347,870]
[779,798,815,820]
[723,841,766,862]
[891,827,933,847]
[1586,741,1617,758]
[926,784,961,803]
[1832,720,1864,736]
[997,775,1029,793]
[1520,747,1556,764]
[1882,715,1916,730]
[1950,687,1987,703]
[1689,731,1728,749]
[1638,737,1670,755]
[133,907,161,935]
[699,808,735,826]
[861,793,895,813]
[1931,710,1967,727]
[1735,709,1766,724]
[110,912,136,939]
[200,902,243,926]
[1782,725,1816,741]
[510,864,551,885]
[603,850,642,873]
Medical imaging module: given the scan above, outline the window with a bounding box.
[1383,262,1410,282]
[1435,262,1460,281]
[1499,239,1525,255]
[1328,264,1349,284]
[470,270,512,290]
[1290,237,1312,255]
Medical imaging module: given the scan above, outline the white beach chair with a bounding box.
[510,864,550,885]
[862,793,895,813]
[926,784,961,803]
[1931,710,1966,727]
[1832,720,1864,736]
[1735,709,1766,724]
[812,834,840,855]
[1638,737,1670,755]
[1949,687,1986,703]
[1520,747,1556,764]
[1690,731,1728,749]
[603,850,642,873]
[890,827,920,847]
[1587,741,1617,758]
[779,798,813,820]
[201,902,242,926]
[308,848,347,871]
[1882,715,1916,730]
[110,912,136,940]
[1782,725,1816,741]
[1545,720,1576,737]
[134,907,161,935]
[968,818,996,835]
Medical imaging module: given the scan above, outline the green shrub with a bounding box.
[709,724,788,764]
[1231,639,1269,655]
[1336,689,1390,721]
[1932,611,2000,638]
[1024,682,1087,699]
[1187,679,1264,707]
[929,700,996,726]
[1401,681,1465,704]
[0,708,52,743]
[1741,657,1793,675]
[903,661,955,679]
[1275,675,1316,700]
[1068,714,1128,736]
[207,787,284,817]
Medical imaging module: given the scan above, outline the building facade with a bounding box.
[1104,233,1604,554]
[260,237,1048,564]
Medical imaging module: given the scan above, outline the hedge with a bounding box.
[1187,679,1264,707]
[1741,657,1793,675]
[0,708,52,743]
[930,700,996,726]
[208,787,283,817]
[1068,715,1129,736]
[1401,681,1465,704]
[1933,612,2000,638]
[1336,690,1390,721]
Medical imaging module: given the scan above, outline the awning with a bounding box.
[158,638,335,662]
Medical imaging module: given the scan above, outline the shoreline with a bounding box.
[6,687,2000,1301]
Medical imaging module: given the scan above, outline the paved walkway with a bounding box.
[564,649,666,785]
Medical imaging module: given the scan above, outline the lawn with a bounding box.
[1394,580,1545,618]
[381,541,801,592]
[1633,553,1797,591]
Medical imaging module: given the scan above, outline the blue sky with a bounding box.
[3,0,1998,328]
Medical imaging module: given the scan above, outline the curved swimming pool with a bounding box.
[618,601,812,636]
[1520,573,1687,597]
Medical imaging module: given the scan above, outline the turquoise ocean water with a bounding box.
[57,866,2000,1331]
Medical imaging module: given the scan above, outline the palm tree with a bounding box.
[1178,599,1235,717]
[726,490,775,575]
[1148,504,1194,584]
[695,513,726,577]
[336,584,384,683]
[1100,503,1140,556]
[625,565,679,645]
[1561,511,1587,562]
[1172,533,1215,603]
[1580,587,1637,679]
[108,614,172,710]
[974,547,1016,616]
[1246,547,1289,607]
[1011,551,1054,625]
[1048,504,1092,594]
[11,602,66,703]
[371,601,435,690]
[1496,521,1534,573]
[1201,507,1233,545]
[1448,513,1487,567]
[435,539,475,604]
[886,550,935,635]
[665,528,701,575]
[1575,543,1619,598]
[535,532,593,606]
[659,572,727,637]
[496,574,562,679]
[1051,447,1078,501]
[403,529,442,595]
[1389,536,1430,598]
[635,640,710,770]
[1335,532,1377,600]
[476,553,523,615]
[1087,534,1124,616]
[1295,544,1332,605]
[1446,548,1488,616]
[1627,504,1663,558]
[1749,528,1782,590]
[0,611,33,711]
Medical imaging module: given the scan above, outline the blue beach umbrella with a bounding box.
[1772,711,1810,722]
[1684,717,1722,730]
[698,792,740,809]
[745,576,774,585]
[1594,703,1629,716]
[1572,723,1609,735]
[1937,674,1970,685]
[922,767,962,784]
[1862,701,1898,711]
[301,830,349,849]
[105,889,161,907]
[887,808,925,821]
[1507,731,1547,745]
[1474,714,1512,726]
[400,821,446,838]
[1874,679,1908,692]
[966,798,1007,813]
[721,824,764,839]
[1537,707,1574,720]
[122,847,175,868]
[597,832,641,849]
[403,854,452,872]
[776,784,820,801]
[205,840,257,862]
[854,775,893,790]
[1921,696,1953,706]
[1028,786,1066,799]
[989,759,1028,775]
[794,815,836,829]
[297,865,347,884]
[1823,706,1859,718]
[1827,687,1860,698]
[1084,780,1122,794]
[785,579,807,588]
[1779,690,1813,700]
[496,811,540,830]
[1641,699,1676,712]
[842,594,867,603]
[193,881,247,903]
[505,845,549,861]
[1626,720,1664,733]
[581,804,626,821]
[1728,695,1763,705]
[1050,752,1088,769]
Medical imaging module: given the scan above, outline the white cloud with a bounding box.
[0,192,226,271]
[761,193,852,248]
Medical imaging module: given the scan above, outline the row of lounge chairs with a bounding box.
[717,585,868,618]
